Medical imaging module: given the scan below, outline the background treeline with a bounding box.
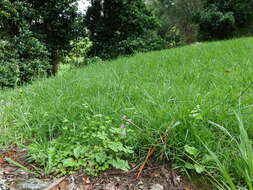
[151,0,253,43]
[1,0,253,87]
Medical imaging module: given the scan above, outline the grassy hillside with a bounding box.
[1,38,253,188]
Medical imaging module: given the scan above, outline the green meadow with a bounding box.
[1,37,253,189]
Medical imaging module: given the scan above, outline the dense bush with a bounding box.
[0,42,19,87]
[116,34,166,55]
[195,4,235,40]
[0,0,84,84]
[89,33,166,60]
[0,31,50,87]
[195,0,253,40]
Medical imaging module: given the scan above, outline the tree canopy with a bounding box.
[195,0,253,40]
[0,0,84,76]
[85,0,165,59]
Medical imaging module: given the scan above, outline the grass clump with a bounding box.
[200,111,253,190]
[1,37,253,187]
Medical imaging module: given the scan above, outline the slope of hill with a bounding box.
[1,37,253,188]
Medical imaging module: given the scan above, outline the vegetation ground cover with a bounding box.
[1,37,253,189]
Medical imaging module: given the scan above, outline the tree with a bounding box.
[0,0,50,87]
[0,0,85,76]
[150,0,202,45]
[26,0,85,74]
[195,0,253,40]
[85,0,166,59]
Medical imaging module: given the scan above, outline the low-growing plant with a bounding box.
[26,112,134,176]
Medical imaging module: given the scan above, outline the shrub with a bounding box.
[195,5,235,40]
[63,37,92,67]
[115,34,166,56]
[0,41,20,87]
[88,33,166,60]
[194,0,253,40]
[0,31,50,87]
[85,56,103,65]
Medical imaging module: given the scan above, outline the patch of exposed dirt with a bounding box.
[0,149,206,190]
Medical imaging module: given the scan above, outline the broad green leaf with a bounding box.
[108,142,125,152]
[110,159,130,171]
[63,158,76,167]
[184,145,198,157]
[194,164,205,174]
[185,163,195,170]
[95,152,107,163]
[73,147,81,159]
[202,154,213,163]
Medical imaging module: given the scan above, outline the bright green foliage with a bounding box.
[85,0,166,59]
[195,0,253,40]
[64,37,92,67]
[26,113,133,176]
[0,42,20,87]
[1,38,253,186]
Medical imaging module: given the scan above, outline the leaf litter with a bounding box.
[0,149,199,190]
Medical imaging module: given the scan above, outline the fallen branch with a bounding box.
[135,126,171,179]
[135,146,156,179]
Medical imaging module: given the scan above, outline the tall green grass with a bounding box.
[1,37,253,186]
[202,111,253,190]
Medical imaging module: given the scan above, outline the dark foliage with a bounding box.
[85,0,166,59]
[195,0,253,40]
[26,0,85,74]
[0,0,49,87]
[0,0,85,87]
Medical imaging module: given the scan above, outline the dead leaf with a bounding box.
[104,182,116,190]
[82,176,90,184]
[149,169,161,178]
[78,184,92,190]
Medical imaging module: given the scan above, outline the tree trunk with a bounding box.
[51,51,60,75]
